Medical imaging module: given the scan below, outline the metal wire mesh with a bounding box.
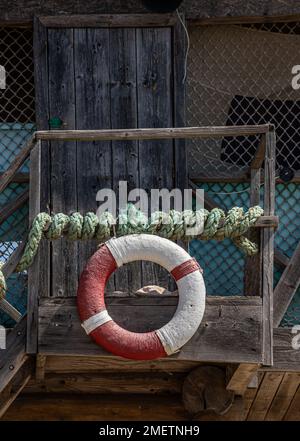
[187,22,300,327]
[0,28,35,327]
[187,22,300,179]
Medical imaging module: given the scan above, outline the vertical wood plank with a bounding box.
[136,27,174,288]
[244,166,262,296]
[173,17,187,192]
[261,129,276,366]
[247,372,284,420]
[109,28,141,292]
[33,17,51,302]
[27,141,41,354]
[74,28,114,291]
[266,372,300,421]
[284,384,300,421]
[48,28,77,297]
[31,17,51,353]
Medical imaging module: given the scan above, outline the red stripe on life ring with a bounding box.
[171,258,201,281]
[77,244,167,360]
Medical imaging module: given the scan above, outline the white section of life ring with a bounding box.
[106,234,206,355]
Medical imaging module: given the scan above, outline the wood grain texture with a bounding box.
[36,125,272,141]
[33,17,51,303]
[0,358,33,419]
[274,240,300,327]
[265,372,300,420]
[39,14,177,28]
[109,27,141,291]
[247,372,284,420]
[2,2,300,23]
[226,364,260,396]
[0,173,29,183]
[34,20,187,296]
[137,27,174,288]
[284,383,300,420]
[244,167,262,297]
[38,296,263,363]
[273,328,300,371]
[25,372,184,394]
[48,28,78,298]
[27,142,41,353]
[1,393,188,421]
[0,317,27,393]
[261,129,276,366]
[74,28,114,292]
[44,355,202,373]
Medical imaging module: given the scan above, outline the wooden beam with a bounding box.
[0,300,22,323]
[1,2,300,24]
[274,248,289,270]
[0,173,29,184]
[0,135,35,194]
[35,125,272,142]
[25,372,185,395]
[261,129,276,366]
[35,355,46,383]
[1,393,188,421]
[0,189,29,225]
[226,364,260,396]
[27,141,42,354]
[45,355,202,374]
[38,296,263,364]
[274,241,300,327]
[0,242,25,321]
[0,317,27,393]
[244,168,262,297]
[39,14,177,28]
[0,357,33,419]
[251,134,266,169]
[1,242,25,279]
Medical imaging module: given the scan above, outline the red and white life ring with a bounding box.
[77,234,206,360]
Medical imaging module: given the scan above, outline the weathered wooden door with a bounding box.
[33,15,186,306]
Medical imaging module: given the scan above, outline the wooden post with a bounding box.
[244,134,264,296]
[27,140,41,354]
[261,128,276,366]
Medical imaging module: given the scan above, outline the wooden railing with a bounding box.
[0,125,276,367]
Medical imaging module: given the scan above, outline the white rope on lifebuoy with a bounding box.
[77,234,206,360]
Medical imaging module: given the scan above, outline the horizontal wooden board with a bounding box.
[1,3,300,25]
[25,372,184,395]
[44,355,204,373]
[38,296,263,363]
[1,393,188,421]
[273,328,300,371]
[35,125,272,141]
[39,14,177,27]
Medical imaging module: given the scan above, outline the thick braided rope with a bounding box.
[0,205,263,299]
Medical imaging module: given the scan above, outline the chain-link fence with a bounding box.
[187,22,300,327]
[0,27,35,327]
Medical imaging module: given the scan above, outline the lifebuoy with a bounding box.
[77,234,206,360]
